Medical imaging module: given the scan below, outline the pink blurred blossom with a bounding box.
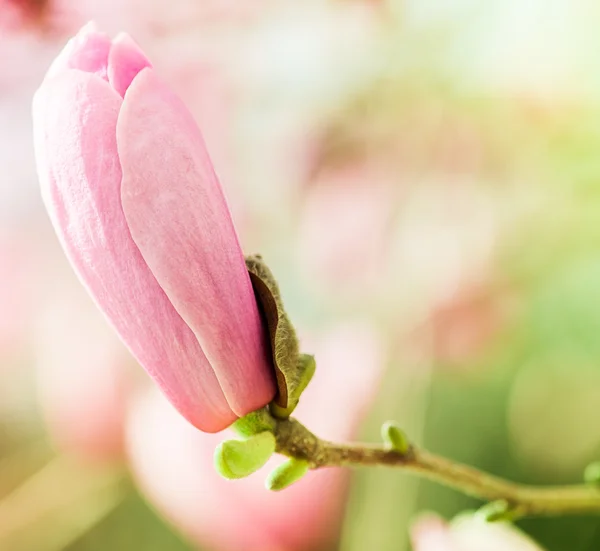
[0,235,35,357]
[33,24,276,432]
[35,285,132,461]
[428,285,514,367]
[228,1,381,222]
[297,162,396,301]
[0,0,85,35]
[126,322,385,551]
[112,0,269,32]
[0,0,48,30]
[383,181,498,333]
[411,514,545,551]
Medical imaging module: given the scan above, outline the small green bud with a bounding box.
[232,408,276,438]
[265,458,309,491]
[584,461,600,486]
[214,432,276,480]
[381,421,409,454]
[475,500,513,522]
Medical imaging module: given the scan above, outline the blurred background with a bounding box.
[2,1,600,550]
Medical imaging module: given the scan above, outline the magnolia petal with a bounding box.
[46,22,111,82]
[119,69,275,416]
[108,33,152,98]
[33,70,235,432]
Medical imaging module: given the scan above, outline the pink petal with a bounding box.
[33,70,235,432]
[118,69,275,417]
[46,22,111,82]
[107,33,152,98]
[297,163,393,299]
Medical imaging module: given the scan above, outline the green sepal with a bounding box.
[214,432,276,480]
[475,500,514,522]
[381,421,409,454]
[246,255,314,416]
[232,408,276,438]
[265,458,310,491]
[269,354,316,418]
[584,461,600,486]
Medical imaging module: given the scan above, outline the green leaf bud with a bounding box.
[265,458,310,491]
[232,407,276,438]
[381,421,409,454]
[475,500,513,522]
[214,432,276,480]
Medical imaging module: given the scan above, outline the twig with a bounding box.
[273,417,600,519]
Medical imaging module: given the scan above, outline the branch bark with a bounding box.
[273,417,600,519]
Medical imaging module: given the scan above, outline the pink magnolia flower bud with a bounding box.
[32,23,276,432]
[126,322,385,551]
[411,514,545,551]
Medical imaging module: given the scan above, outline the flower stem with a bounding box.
[273,417,600,518]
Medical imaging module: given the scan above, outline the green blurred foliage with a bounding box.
[66,493,192,551]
